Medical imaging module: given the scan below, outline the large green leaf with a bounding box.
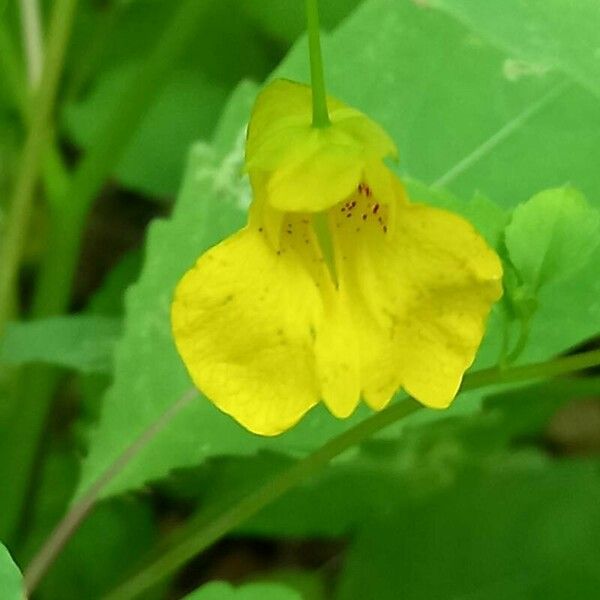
[429,0,600,99]
[76,250,144,449]
[78,0,600,501]
[336,462,600,599]
[0,542,22,600]
[279,4,600,205]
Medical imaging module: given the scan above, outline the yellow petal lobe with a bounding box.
[314,292,361,418]
[171,224,322,435]
[329,172,502,411]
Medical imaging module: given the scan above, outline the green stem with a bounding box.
[505,316,532,365]
[0,20,72,212]
[0,0,213,545]
[305,0,330,127]
[0,0,78,335]
[18,0,44,88]
[464,348,600,389]
[101,348,600,600]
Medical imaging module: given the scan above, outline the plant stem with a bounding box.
[305,0,330,127]
[0,0,78,335]
[464,348,600,389]
[87,348,600,600]
[18,0,44,88]
[505,316,532,365]
[0,0,213,546]
[0,21,71,210]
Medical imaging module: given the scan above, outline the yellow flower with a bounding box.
[171,80,503,436]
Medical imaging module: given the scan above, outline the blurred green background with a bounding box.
[1,1,600,599]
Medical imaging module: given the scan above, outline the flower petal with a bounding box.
[171,225,323,435]
[266,130,365,212]
[314,292,361,418]
[331,178,503,410]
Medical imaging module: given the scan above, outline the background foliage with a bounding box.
[1,1,599,598]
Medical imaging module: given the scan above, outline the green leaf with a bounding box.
[0,316,121,374]
[76,250,144,450]
[183,581,302,600]
[429,0,600,99]
[78,0,600,501]
[0,542,22,600]
[504,187,600,291]
[337,462,600,600]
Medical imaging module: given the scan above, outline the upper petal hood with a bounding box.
[245,80,397,213]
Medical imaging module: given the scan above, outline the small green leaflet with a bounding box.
[505,187,600,292]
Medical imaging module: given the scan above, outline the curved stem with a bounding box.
[305,0,330,127]
[506,315,532,365]
[76,348,600,600]
[464,348,600,389]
